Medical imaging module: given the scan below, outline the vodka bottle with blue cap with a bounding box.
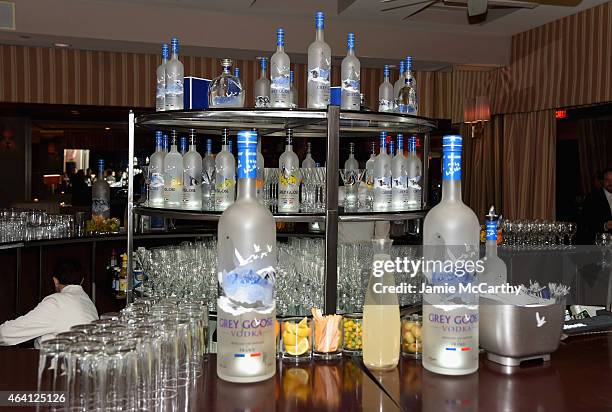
[373,132,392,211]
[209,59,245,108]
[217,130,277,383]
[393,60,405,109]
[179,135,187,156]
[397,56,418,115]
[480,206,507,286]
[289,70,298,108]
[278,129,300,212]
[307,11,331,108]
[163,131,184,208]
[92,159,110,219]
[341,32,361,110]
[202,138,215,210]
[422,134,480,376]
[270,28,291,108]
[391,134,409,210]
[406,135,422,208]
[254,57,270,108]
[156,43,169,112]
[164,38,184,111]
[365,141,376,209]
[378,65,394,112]
[182,129,202,210]
[149,131,165,206]
[215,129,236,211]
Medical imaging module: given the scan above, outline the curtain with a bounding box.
[577,119,612,196]
[460,116,504,220]
[502,110,556,219]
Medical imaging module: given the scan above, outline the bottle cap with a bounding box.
[405,56,413,71]
[234,67,240,77]
[290,70,295,83]
[237,130,257,179]
[380,131,387,148]
[161,43,169,59]
[486,206,499,240]
[206,138,212,152]
[442,134,462,152]
[277,28,285,46]
[221,58,233,68]
[171,38,179,54]
[315,11,325,29]
[260,57,268,70]
[347,32,355,49]
[399,60,405,74]
[155,131,163,139]
[383,65,390,77]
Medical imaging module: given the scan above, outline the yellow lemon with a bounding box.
[286,338,309,356]
[284,321,297,335]
[283,331,298,346]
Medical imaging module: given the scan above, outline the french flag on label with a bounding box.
[446,347,472,351]
[234,353,262,358]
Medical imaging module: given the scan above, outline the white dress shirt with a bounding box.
[0,285,98,347]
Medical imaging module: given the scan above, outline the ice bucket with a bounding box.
[479,297,565,366]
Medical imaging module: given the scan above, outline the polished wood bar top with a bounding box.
[1,332,611,411]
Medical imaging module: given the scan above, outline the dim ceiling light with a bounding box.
[53,42,70,48]
[105,127,111,130]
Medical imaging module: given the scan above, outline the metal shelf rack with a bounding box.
[127,107,437,313]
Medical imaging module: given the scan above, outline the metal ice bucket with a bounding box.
[479,297,565,366]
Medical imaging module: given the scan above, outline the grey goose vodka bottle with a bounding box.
[217,130,277,383]
[480,206,507,286]
[149,131,165,206]
[254,57,270,108]
[156,43,169,112]
[215,129,236,211]
[341,32,360,110]
[422,134,480,376]
[406,135,422,208]
[202,138,215,210]
[391,134,409,211]
[182,129,202,210]
[164,38,184,111]
[278,129,300,213]
[307,11,331,109]
[92,159,110,219]
[270,28,291,108]
[163,131,184,208]
[373,132,392,211]
[378,65,394,112]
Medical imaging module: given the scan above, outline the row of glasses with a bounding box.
[500,219,577,248]
[0,209,76,243]
[37,297,209,412]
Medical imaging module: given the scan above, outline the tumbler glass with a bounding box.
[281,317,312,363]
[342,313,363,356]
[105,340,138,412]
[67,342,106,411]
[37,338,71,409]
[70,324,100,335]
[54,331,86,343]
[313,314,343,360]
[100,312,121,321]
[401,314,422,359]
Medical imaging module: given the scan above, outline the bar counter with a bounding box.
[1,331,610,411]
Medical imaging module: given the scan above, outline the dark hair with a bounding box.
[604,168,612,177]
[53,259,83,286]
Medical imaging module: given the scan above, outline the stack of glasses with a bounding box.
[500,219,577,247]
[135,239,422,316]
[0,209,75,243]
[37,298,208,412]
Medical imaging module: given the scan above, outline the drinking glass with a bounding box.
[37,338,71,411]
[70,324,101,335]
[401,314,422,358]
[100,312,121,321]
[281,317,312,363]
[54,331,86,343]
[312,314,343,360]
[342,313,363,356]
[340,169,365,211]
[105,340,138,412]
[67,342,106,411]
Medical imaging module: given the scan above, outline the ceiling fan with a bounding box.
[380,0,582,24]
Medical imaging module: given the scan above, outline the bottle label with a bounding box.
[165,73,183,109]
[164,176,183,203]
[373,175,392,208]
[156,77,165,111]
[183,172,201,204]
[308,67,330,104]
[255,95,270,108]
[278,167,300,211]
[486,221,497,241]
[150,172,164,189]
[215,177,235,210]
[92,198,110,217]
[237,146,257,180]
[378,99,393,112]
[271,75,290,106]
[443,152,461,181]
[398,103,417,114]
[342,78,360,109]
[213,95,240,107]
[392,176,410,206]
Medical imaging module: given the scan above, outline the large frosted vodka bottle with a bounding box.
[270,29,291,108]
[422,134,480,376]
[393,60,405,109]
[406,136,422,208]
[149,131,165,206]
[278,129,300,212]
[289,70,298,108]
[156,43,169,112]
[397,57,418,115]
[373,132,392,211]
[209,59,245,108]
[202,138,215,210]
[92,159,110,219]
[164,38,184,111]
[344,142,359,170]
[302,142,316,168]
[256,135,265,203]
[391,134,409,211]
[215,130,236,211]
[163,132,184,208]
[307,11,331,109]
[217,130,277,383]
[480,206,507,286]
[254,58,270,108]
[378,65,394,112]
[365,141,376,208]
[341,32,360,110]
[362,238,400,371]
[182,130,202,210]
